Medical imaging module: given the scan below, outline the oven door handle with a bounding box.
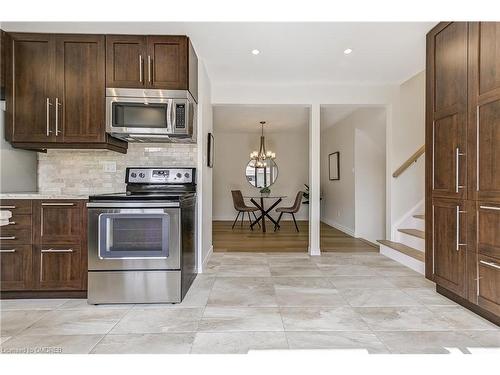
[87,202,180,208]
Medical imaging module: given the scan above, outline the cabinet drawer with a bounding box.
[477,203,500,260]
[35,243,84,290]
[477,255,500,316]
[0,214,31,228]
[35,200,84,244]
[0,244,33,291]
[0,200,32,215]
[0,227,32,245]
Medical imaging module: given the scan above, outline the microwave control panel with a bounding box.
[175,104,186,129]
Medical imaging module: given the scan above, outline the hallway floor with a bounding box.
[1,252,498,354]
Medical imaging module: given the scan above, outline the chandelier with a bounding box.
[249,121,276,168]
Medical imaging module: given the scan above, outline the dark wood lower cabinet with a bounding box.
[0,199,87,298]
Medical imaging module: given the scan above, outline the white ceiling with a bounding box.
[214,105,309,133]
[2,22,435,85]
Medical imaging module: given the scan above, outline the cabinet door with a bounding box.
[477,202,500,260]
[468,22,500,202]
[35,243,83,290]
[106,35,147,88]
[147,36,187,90]
[7,33,56,142]
[427,23,468,200]
[0,245,33,291]
[431,198,467,296]
[55,34,106,143]
[35,201,83,244]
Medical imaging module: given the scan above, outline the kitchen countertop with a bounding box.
[0,192,89,200]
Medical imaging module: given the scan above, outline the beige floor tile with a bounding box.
[191,332,288,353]
[354,306,455,331]
[329,276,396,289]
[1,299,69,311]
[427,306,499,330]
[280,306,370,331]
[91,333,195,354]
[0,337,11,344]
[341,289,421,307]
[386,276,435,288]
[216,264,271,277]
[58,299,134,311]
[270,264,322,277]
[286,331,389,353]
[273,277,345,307]
[208,277,277,307]
[219,254,268,265]
[401,288,456,306]
[198,307,284,332]
[374,266,420,277]
[110,307,203,334]
[0,310,51,337]
[375,331,482,354]
[20,309,128,336]
[462,330,500,348]
[179,275,216,307]
[1,334,103,354]
[318,264,379,276]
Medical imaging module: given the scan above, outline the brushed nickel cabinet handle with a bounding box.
[455,147,465,193]
[148,55,152,84]
[55,97,62,135]
[0,249,16,253]
[456,206,466,251]
[476,105,480,192]
[479,260,500,270]
[0,206,16,209]
[46,98,53,136]
[41,203,75,206]
[0,236,16,240]
[479,205,500,211]
[41,248,73,253]
[139,55,143,83]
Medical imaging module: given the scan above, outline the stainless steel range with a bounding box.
[87,167,197,304]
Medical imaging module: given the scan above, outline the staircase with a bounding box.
[378,213,425,274]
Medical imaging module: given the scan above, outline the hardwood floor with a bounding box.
[212,220,378,253]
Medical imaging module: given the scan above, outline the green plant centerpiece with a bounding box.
[260,186,271,197]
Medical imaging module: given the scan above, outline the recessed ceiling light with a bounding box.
[251,49,260,55]
[344,48,353,55]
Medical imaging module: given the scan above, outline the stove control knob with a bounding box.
[184,173,190,179]
[139,172,145,178]
[130,172,137,178]
[176,173,182,178]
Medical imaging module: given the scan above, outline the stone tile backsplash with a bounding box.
[38,143,198,196]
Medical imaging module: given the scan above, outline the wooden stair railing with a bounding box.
[392,145,425,178]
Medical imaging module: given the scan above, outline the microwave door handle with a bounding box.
[171,102,176,131]
[167,99,173,133]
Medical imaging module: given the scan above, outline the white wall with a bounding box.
[320,107,386,242]
[213,129,309,221]
[0,102,38,193]
[354,110,386,244]
[390,71,425,236]
[196,61,213,271]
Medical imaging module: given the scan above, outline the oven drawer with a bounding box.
[477,254,500,316]
[88,270,181,304]
[477,203,500,260]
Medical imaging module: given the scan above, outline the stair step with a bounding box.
[398,228,425,239]
[413,214,425,220]
[377,240,424,262]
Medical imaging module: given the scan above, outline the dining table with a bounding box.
[244,195,287,233]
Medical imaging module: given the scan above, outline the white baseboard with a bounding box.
[320,217,355,237]
[199,245,213,273]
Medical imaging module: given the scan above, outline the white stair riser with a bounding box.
[397,232,425,252]
[380,244,425,275]
[410,217,425,232]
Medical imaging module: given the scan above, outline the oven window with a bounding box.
[98,213,170,259]
[112,102,168,128]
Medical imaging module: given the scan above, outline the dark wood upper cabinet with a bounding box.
[147,36,187,90]
[105,35,197,101]
[7,33,57,143]
[105,35,147,88]
[56,34,106,143]
[427,23,468,200]
[468,22,500,202]
[431,198,467,297]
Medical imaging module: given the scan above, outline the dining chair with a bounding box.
[231,190,261,230]
[274,191,304,232]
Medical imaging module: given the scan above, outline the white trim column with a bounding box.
[308,104,321,256]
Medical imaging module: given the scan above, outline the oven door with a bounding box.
[88,206,181,271]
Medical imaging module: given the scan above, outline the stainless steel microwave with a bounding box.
[106,88,196,142]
